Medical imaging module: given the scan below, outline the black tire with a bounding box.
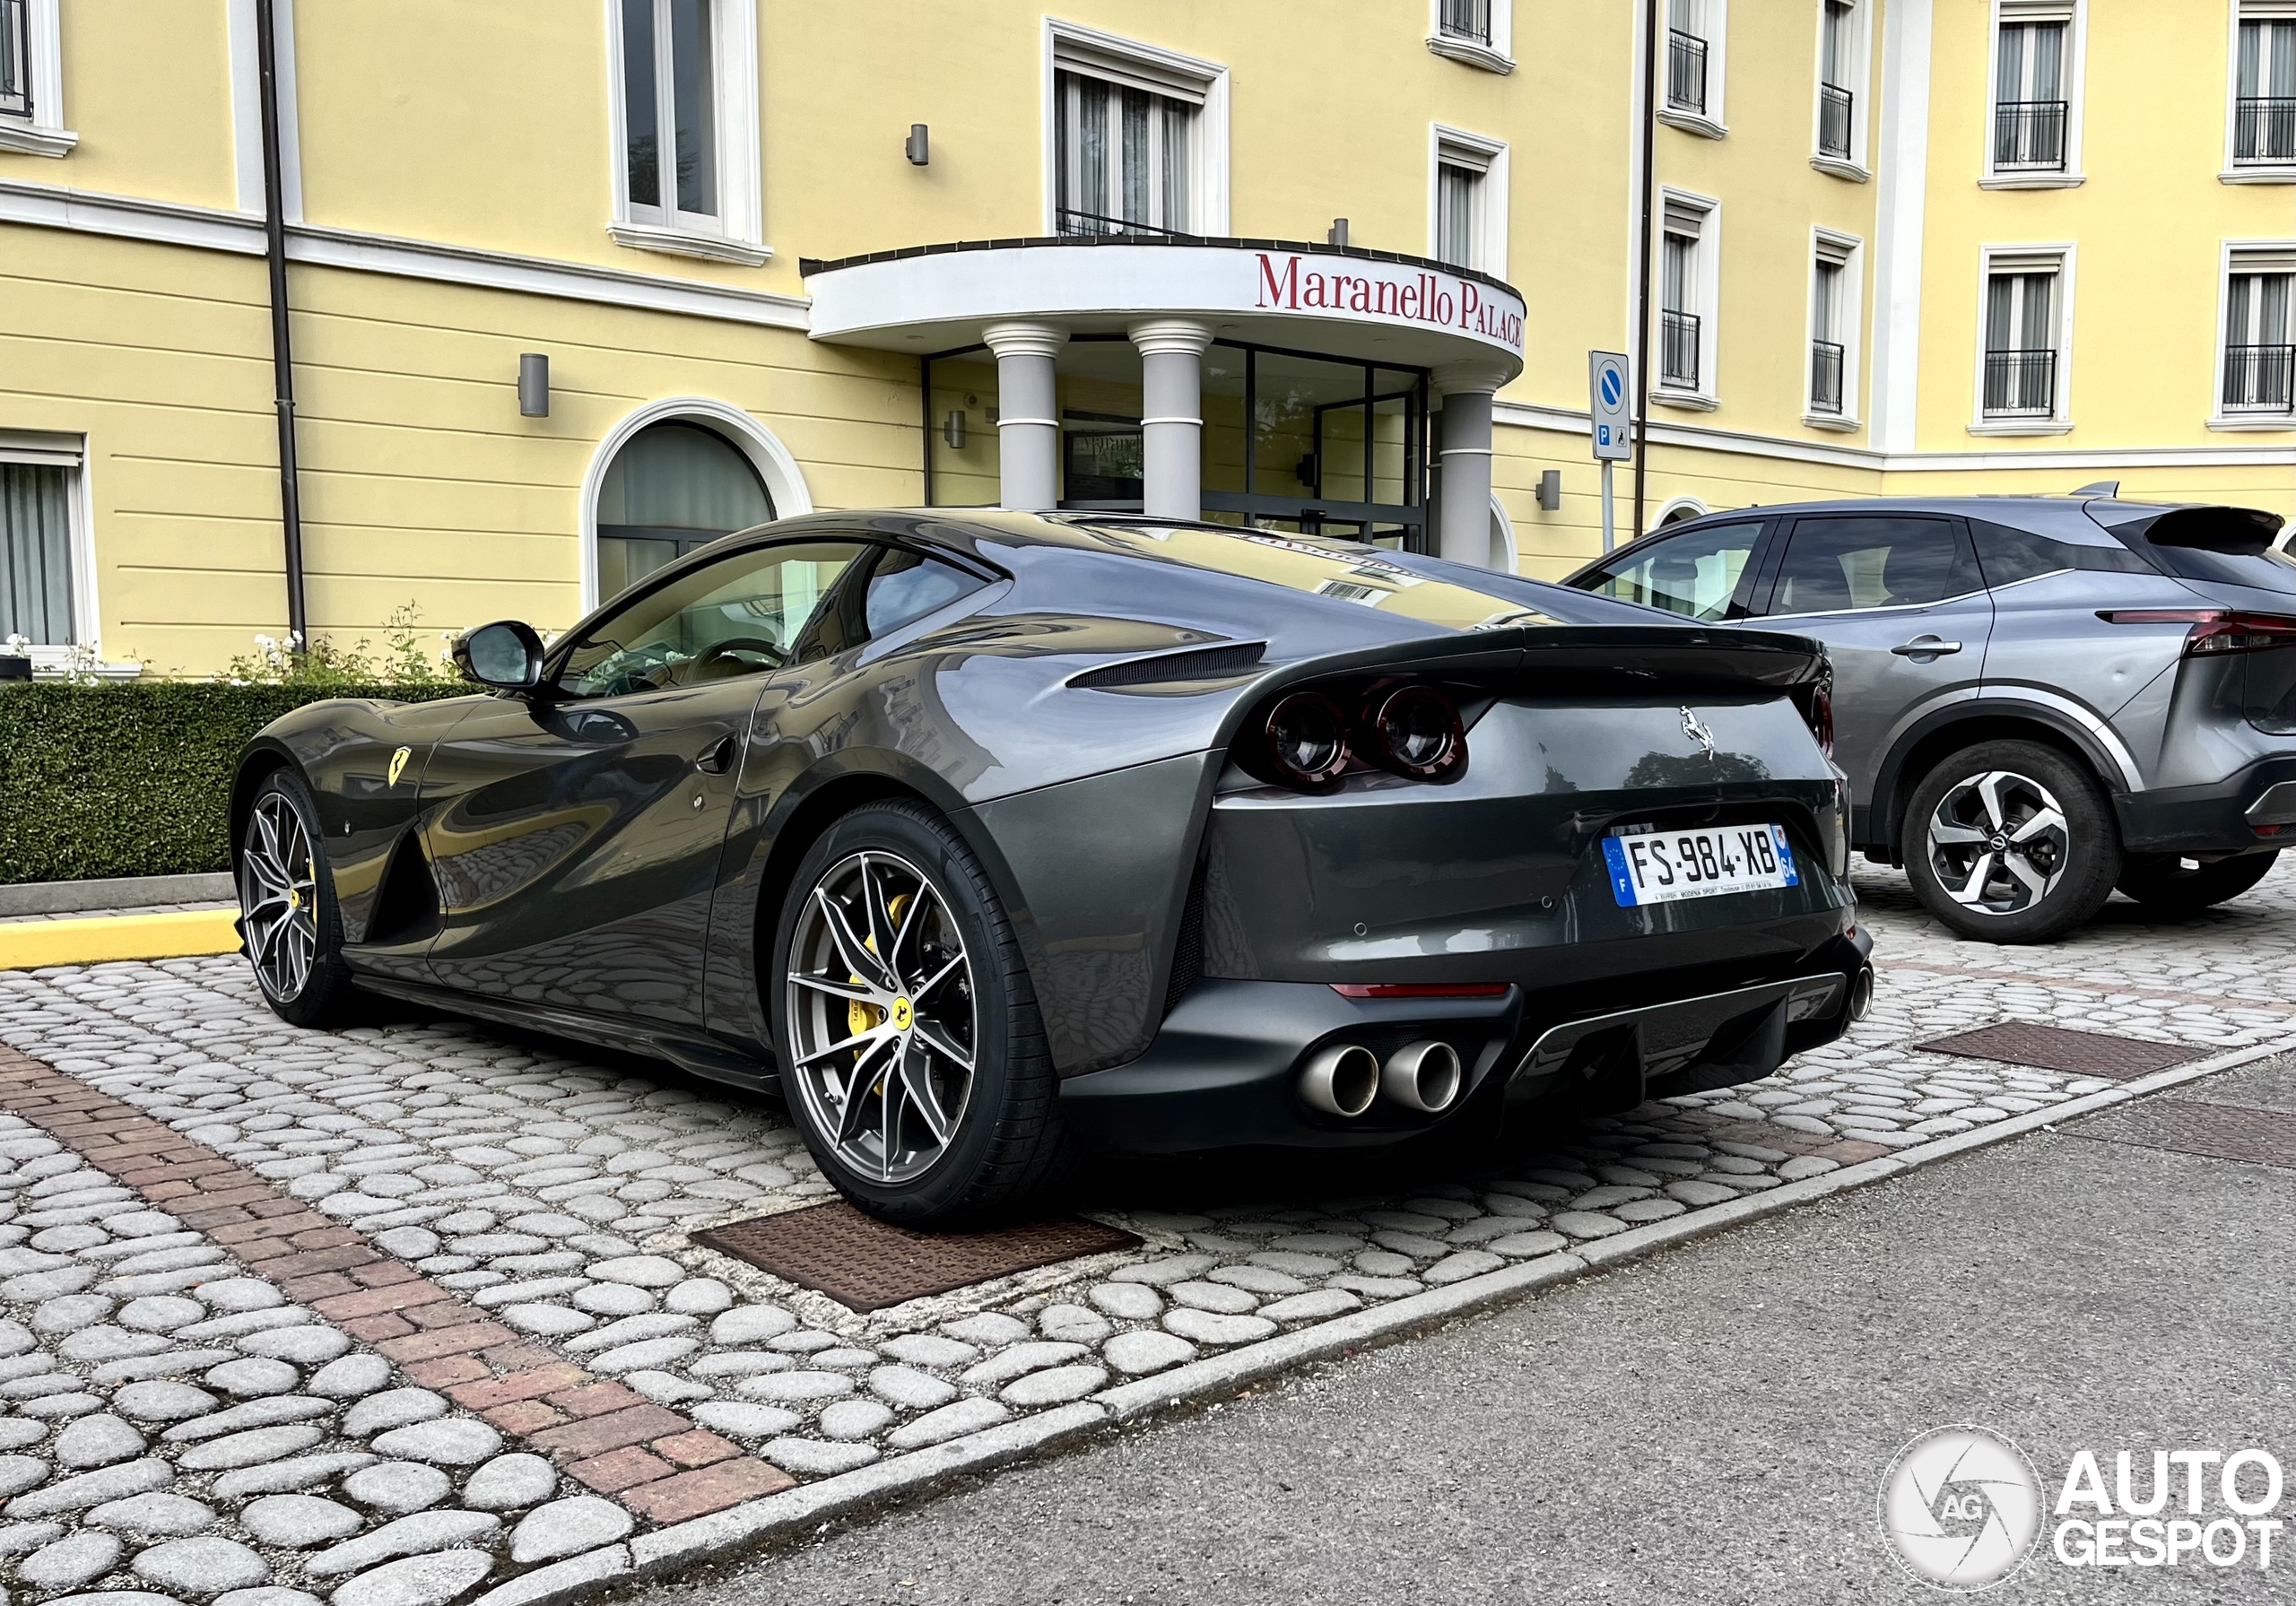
[770,799,1074,1226]
[2116,849,2279,913]
[1901,740,2120,944]
[237,768,363,1027]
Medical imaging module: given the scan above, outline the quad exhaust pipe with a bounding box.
[1300,1040,1460,1117]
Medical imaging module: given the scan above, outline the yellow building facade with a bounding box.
[0,0,2288,674]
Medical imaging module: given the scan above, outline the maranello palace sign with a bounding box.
[1251,250,1525,354]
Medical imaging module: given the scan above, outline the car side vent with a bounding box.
[1070,642,1266,690]
[365,831,443,946]
[1163,862,1207,1016]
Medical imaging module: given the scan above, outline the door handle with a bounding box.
[693,735,737,775]
[1891,636,1961,656]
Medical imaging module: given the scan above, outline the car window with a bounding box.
[1765,517,1979,616]
[1970,519,2150,586]
[865,549,989,637]
[552,541,865,698]
[1582,520,1763,621]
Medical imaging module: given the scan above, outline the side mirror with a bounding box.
[452,621,546,690]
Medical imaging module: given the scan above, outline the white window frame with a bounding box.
[2223,0,2296,183]
[1970,244,2075,434]
[2212,239,2296,427]
[1658,0,1728,140]
[1426,0,1514,75]
[0,0,72,158]
[1042,19,1229,238]
[604,0,766,266]
[0,430,117,673]
[1428,125,1509,278]
[1981,0,2087,188]
[1654,188,1721,411]
[1806,228,1865,430]
[1811,0,1873,181]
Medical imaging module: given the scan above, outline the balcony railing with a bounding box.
[1661,309,1702,391]
[1983,349,2057,416]
[1817,83,1854,160]
[1438,0,1492,47]
[1992,100,2068,170]
[0,0,30,119]
[2224,344,2296,412]
[2235,97,2296,164]
[1667,30,1709,116]
[1055,209,1187,239]
[1810,339,1846,414]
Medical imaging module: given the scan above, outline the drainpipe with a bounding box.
[1631,0,1657,545]
[256,0,308,645]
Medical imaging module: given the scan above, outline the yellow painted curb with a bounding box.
[0,909,243,969]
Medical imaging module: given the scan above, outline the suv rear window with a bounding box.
[2100,506,2295,592]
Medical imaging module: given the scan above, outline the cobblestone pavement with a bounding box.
[0,864,2289,1606]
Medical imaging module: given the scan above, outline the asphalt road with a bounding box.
[630,1058,2296,1605]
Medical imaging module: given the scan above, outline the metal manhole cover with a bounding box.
[1915,1021,2206,1081]
[2066,1098,2296,1169]
[691,1203,1141,1313]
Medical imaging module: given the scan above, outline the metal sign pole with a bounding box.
[1587,351,1631,557]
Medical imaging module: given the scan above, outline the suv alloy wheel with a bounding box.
[1902,740,2120,943]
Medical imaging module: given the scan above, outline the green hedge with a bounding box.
[0,681,469,885]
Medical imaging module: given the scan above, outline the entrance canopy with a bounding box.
[802,236,1526,378]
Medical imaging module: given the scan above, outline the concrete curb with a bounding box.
[539,1023,2296,1602]
[0,907,242,969]
[0,871,233,916]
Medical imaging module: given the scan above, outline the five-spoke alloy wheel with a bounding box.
[238,770,360,1026]
[771,800,1074,1225]
[1903,740,2119,943]
[784,847,978,1185]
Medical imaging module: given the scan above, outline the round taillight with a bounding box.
[1264,692,1350,788]
[1365,685,1465,780]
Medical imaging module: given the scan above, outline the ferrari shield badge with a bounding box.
[387,746,412,787]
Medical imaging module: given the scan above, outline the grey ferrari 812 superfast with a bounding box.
[231,511,1873,1224]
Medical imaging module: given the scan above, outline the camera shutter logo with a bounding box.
[1878,1426,2043,1590]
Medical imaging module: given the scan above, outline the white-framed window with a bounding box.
[1974,247,2074,430]
[1426,0,1513,74]
[1045,22,1229,238]
[1430,126,1509,276]
[1656,191,1720,407]
[1808,230,1864,426]
[2218,244,2295,420]
[606,0,764,266]
[0,0,72,158]
[1660,0,1727,138]
[1985,0,2085,187]
[0,431,100,670]
[1813,0,1872,178]
[2227,1,2296,177]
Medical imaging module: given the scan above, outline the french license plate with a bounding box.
[1601,823,1800,907]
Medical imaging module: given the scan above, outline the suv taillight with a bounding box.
[2100,609,2296,655]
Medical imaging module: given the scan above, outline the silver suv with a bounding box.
[1564,496,2295,942]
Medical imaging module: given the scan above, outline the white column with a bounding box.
[983,321,1066,511]
[1434,364,1506,568]
[1128,318,1213,521]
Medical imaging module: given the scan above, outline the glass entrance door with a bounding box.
[1204,343,1430,551]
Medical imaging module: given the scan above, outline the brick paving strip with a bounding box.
[0,1043,793,1528]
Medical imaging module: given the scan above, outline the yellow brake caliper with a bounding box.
[848,893,911,1098]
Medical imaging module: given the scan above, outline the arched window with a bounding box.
[595,421,774,600]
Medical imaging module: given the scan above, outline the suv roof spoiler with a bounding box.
[2093,503,2287,556]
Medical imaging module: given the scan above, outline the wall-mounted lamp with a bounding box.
[943,410,966,450]
[906,124,930,166]
[1535,469,1562,510]
[1326,218,1350,248]
[517,353,550,418]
